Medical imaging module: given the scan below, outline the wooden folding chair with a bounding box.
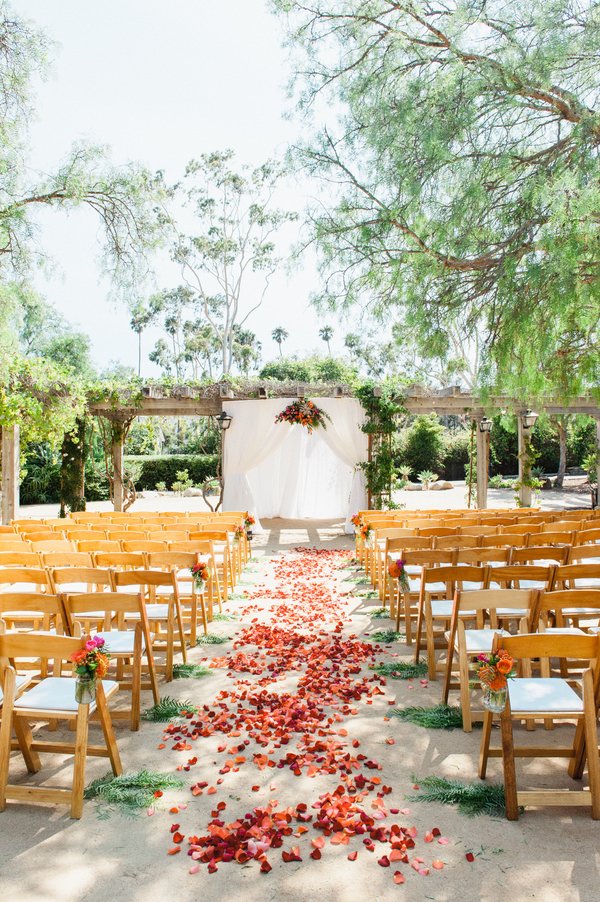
[0,633,122,818]
[93,552,145,571]
[122,540,169,554]
[487,565,556,629]
[110,570,187,680]
[41,552,93,569]
[62,591,159,730]
[434,535,480,551]
[30,540,74,554]
[415,564,490,680]
[374,529,416,600]
[77,540,121,555]
[0,552,40,569]
[534,589,600,636]
[385,536,432,614]
[442,588,539,731]
[512,545,569,566]
[478,632,600,820]
[145,552,208,642]
[0,567,51,596]
[394,549,456,641]
[554,563,600,591]
[167,541,220,615]
[454,547,512,567]
[568,544,600,565]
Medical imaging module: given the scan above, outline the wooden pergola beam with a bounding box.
[1,425,19,525]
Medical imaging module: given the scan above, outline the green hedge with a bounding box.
[124,455,219,490]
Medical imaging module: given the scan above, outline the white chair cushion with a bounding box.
[563,608,600,616]
[495,608,527,617]
[541,627,586,635]
[0,674,31,705]
[424,582,448,596]
[95,630,145,653]
[14,677,118,713]
[571,579,600,589]
[508,678,583,714]
[127,604,170,620]
[456,629,510,653]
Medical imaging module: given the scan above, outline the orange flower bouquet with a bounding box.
[275,400,330,434]
[476,650,515,712]
[191,560,211,591]
[70,636,111,704]
[233,525,245,543]
[351,514,361,529]
[360,522,373,545]
[388,558,410,592]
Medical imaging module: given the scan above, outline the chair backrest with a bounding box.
[375,527,415,541]
[534,589,600,624]
[105,531,147,542]
[93,552,145,570]
[531,530,575,546]
[454,587,537,614]
[0,536,30,548]
[493,632,600,671]
[421,564,488,592]
[401,549,456,567]
[512,545,569,565]
[0,526,16,535]
[77,540,122,555]
[62,591,148,634]
[0,551,40,568]
[416,527,457,538]
[545,520,580,533]
[41,552,93,569]
[386,536,432,555]
[568,544,600,565]
[145,552,198,570]
[19,530,58,542]
[454,547,512,566]
[160,531,191,542]
[141,523,164,534]
[121,540,169,554]
[0,567,50,589]
[553,563,600,588]
[0,591,63,619]
[0,631,85,668]
[434,535,480,550]
[110,568,178,589]
[501,523,540,536]
[488,564,555,588]
[576,529,600,545]
[29,540,74,553]
[189,530,229,541]
[167,540,215,556]
[460,526,498,537]
[49,567,112,593]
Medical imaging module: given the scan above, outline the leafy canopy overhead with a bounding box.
[273,0,600,397]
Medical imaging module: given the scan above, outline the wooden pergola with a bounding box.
[2,382,599,523]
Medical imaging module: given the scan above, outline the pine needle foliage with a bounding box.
[392,704,466,730]
[84,770,184,816]
[172,663,212,679]
[195,633,229,645]
[371,660,428,679]
[367,629,404,643]
[411,776,506,817]
[142,696,199,721]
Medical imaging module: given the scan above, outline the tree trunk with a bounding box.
[555,415,567,489]
[138,331,142,377]
[60,417,87,515]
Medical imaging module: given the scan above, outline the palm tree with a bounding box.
[271,326,289,358]
[129,303,153,376]
[319,325,334,356]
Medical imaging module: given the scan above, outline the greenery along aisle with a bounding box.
[158,549,461,885]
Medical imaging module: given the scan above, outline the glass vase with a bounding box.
[194,579,207,595]
[481,684,507,713]
[75,674,97,705]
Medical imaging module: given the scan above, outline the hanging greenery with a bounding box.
[355,382,406,509]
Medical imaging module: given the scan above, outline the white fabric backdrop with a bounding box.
[222,397,367,532]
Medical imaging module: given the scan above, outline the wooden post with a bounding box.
[517,416,532,508]
[111,434,124,513]
[595,418,600,510]
[476,422,489,510]
[367,433,373,510]
[1,425,20,525]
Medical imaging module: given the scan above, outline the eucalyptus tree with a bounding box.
[171,151,296,376]
[273,0,600,397]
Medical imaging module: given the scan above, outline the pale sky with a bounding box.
[14,0,345,374]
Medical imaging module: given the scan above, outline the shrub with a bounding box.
[402,415,446,475]
[569,417,596,469]
[124,455,219,491]
[442,429,470,480]
[417,469,438,489]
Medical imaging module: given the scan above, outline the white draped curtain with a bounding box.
[222,397,367,532]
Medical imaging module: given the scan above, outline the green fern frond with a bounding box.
[367,629,404,643]
[172,663,212,679]
[411,775,506,817]
[371,660,428,679]
[392,704,466,730]
[142,696,199,721]
[84,770,184,815]
[370,607,391,619]
[211,612,238,621]
[195,632,229,645]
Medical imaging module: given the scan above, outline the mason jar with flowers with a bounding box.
[244,514,255,541]
[190,560,211,594]
[475,649,515,712]
[70,636,111,704]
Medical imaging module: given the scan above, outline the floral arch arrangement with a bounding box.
[275,399,330,434]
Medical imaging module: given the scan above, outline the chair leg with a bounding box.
[582,669,600,818]
[458,651,472,732]
[425,603,437,681]
[13,716,41,773]
[131,627,142,732]
[413,595,425,663]
[404,593,413,645]
[71,705,90,819]
[199,592,208,637]
[174,600,187,663]
[478,710,493,778]
[500,708,519,820]
[95,683,122,777]
[0,669,16,811]
[166,616,174,682]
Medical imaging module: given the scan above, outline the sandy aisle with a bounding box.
[0,523,598,902]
